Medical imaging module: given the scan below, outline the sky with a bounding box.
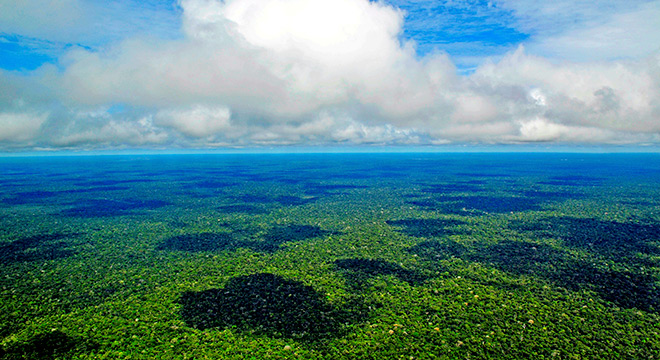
[0,0,659,151]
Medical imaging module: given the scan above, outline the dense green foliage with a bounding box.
[0,153,659,359]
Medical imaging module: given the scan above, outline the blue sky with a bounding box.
[388,0,528,67]
[0,0,659,151]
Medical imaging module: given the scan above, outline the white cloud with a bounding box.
[155,105,232,138]
[58,36,286,112]
[517,117,566,142]
[231,111,422,146]
[471,47,660,133]
[450,94,499,123]
[59,0,455,120]
[52,118,168,147]
[44,107,168,148]
[529,3,660,61]
[0,0,87,41]
[0,0,181,45]
[512,117,659,144]
[497,0,660,61]
[0,111,47,141]
[1,0,660,150]
[440,121,517,143]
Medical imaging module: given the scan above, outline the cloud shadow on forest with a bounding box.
[0,233,78,263]
[158,225,334,254]
[179,273,366,341]
[0,330,98,360]
[409,238,660,312]
[60,199,171,218]
[386,218,467,238]
[334,258,428,287]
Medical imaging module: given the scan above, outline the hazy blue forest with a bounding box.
[1,153,659,359]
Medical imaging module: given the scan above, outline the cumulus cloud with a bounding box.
[515,118,592,143]
[59,0,449,120]
[0,0,659,150]
[155,105,232,138]
[244,111,423,145]
[0,111,47,142]
[472,47,660,134]
[40,107,168,148]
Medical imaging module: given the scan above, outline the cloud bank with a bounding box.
[1,0,659,150]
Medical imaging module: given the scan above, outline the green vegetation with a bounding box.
[0,154,659,359]
[179,273,357,340]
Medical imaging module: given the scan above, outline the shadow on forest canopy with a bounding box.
[510,217,660,261]
[158,225,333,253]
[0,330,98,360]
[194,180,236,189]
[405,186,583,214]
[304,183,367,196]
[217,204,269,215]
[538,175,602,187]
[334,258,428,286]
[179,273,363,340]
[1,190,61,205]
[74,179,154,187]
[386,218,467,238]
[409,239,660,312]
[420,182,484,195]
[256,225,331,252]
[231,194,317,207]
[408,195,547,214]
[157,233,244,252]
[0,233,78,263]
[61,199,171,218]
